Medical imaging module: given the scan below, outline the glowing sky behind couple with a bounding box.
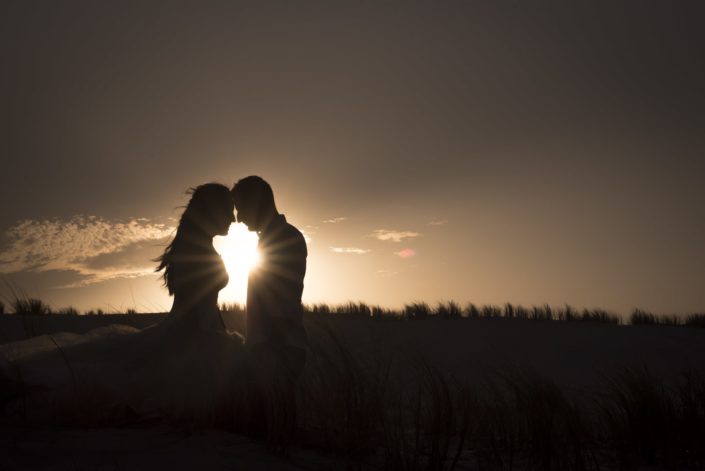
[1,1,704,316]
[213,224,260,305]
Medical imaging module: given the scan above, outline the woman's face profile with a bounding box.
[214,199,235,236]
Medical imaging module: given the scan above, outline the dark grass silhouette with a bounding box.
[10,296,52,315]
[298,320,705,470]
[4,295,704,329]
[598,367,705,470]
[56,306,80,315]
[629,309,705,328]
[308,301,628,325]
[631,308,683,326]
[685,313,705,328]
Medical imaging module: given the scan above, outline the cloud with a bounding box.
[0,216,175,286]
[370,229,421,243]
[428,219,448,226]
[394,248,416,259]
[330,247,371,254]
[323,217,347,224]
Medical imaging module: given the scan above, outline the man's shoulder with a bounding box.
[284,221,305,242]
[283,221,307,255]
[277,215,304,238]
[266,215,307,254]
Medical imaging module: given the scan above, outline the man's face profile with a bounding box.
[234,201,257,232]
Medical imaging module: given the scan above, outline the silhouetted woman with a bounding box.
[156,183,234,333]
[0,183,245,426]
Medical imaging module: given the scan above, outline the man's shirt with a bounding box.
[245,214,308,349]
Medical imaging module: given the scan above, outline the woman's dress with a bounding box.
[0,244,246,426]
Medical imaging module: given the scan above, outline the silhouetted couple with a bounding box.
[0,176,307,451]
[155,175,309,450]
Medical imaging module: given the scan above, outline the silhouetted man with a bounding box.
[231,175,307,449]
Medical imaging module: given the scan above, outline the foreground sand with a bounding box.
[2,313,705,469]
[3,313,705,391]
[1,425,343,470]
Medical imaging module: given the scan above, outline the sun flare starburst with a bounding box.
[213,223,259,304]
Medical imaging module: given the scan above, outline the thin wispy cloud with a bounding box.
[0,216,174,286]
[330,247,371,254]
[370,229,421,243]
[394,248,416,259]
[323,217,347,224]
[428,219,448,226]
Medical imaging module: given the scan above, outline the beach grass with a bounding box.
[2,296,705,468]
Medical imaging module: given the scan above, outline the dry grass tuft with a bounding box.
[295,323,705,469]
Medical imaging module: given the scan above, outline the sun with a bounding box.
[212,223,260,304]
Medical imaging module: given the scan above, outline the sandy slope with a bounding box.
[0,425,342,470]
[3,313,704,391]
[2,314,704,469]
[304,316,705,393]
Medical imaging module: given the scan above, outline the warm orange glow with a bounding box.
[213,223,259,304]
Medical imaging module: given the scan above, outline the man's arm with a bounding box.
[268,229,307,343]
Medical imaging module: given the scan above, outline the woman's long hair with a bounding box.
[155,183,232,295]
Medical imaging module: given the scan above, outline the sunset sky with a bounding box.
[2,1,704,316]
